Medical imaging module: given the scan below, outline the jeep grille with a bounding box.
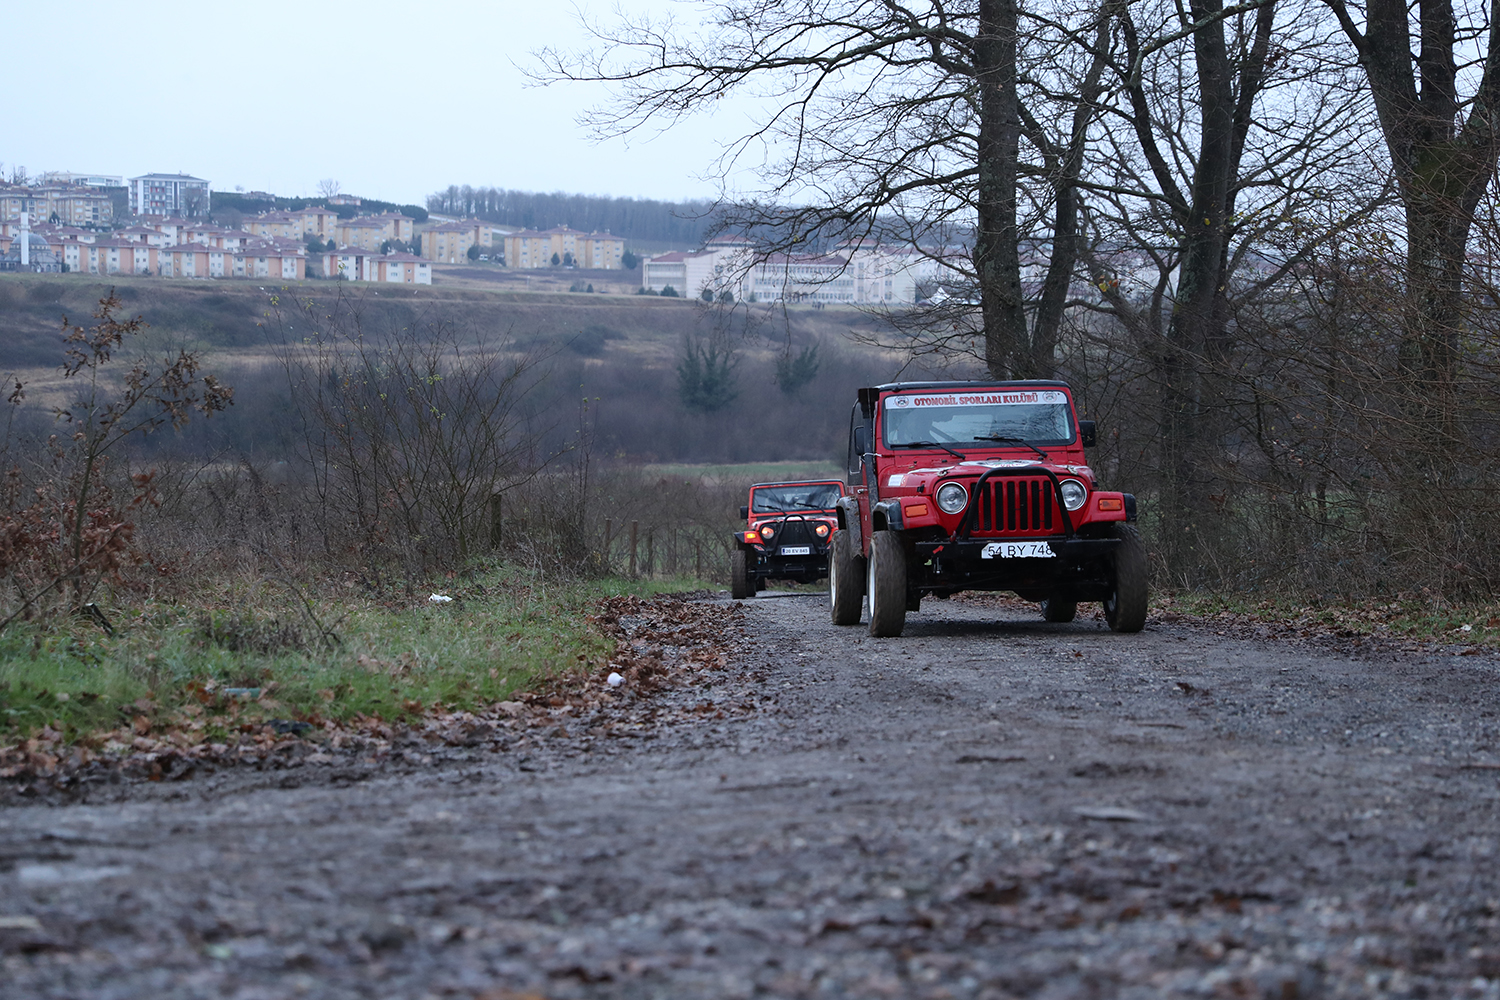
[970,477,1064,536]
[774,520,818,546]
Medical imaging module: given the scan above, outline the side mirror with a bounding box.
[853,424,867,455]
[739,505,749,520]
[1078,420,1096,447]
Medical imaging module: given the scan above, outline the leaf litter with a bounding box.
[1,594,746,801]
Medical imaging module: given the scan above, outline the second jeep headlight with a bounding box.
[935,481,969,514]
[1058,479,1087,511]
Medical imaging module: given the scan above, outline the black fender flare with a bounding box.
[836,496,863,550]
[872,499,904,532]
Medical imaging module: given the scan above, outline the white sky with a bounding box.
[5,0,755,207]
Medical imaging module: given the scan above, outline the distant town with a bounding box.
[0,170,939,304]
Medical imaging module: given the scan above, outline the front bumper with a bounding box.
[908,467,1126,598]
[910,536,1121,598]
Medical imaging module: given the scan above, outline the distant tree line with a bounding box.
[208,192,429,222]
[426,186,711,245]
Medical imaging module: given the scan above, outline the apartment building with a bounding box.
[39,172,123,188]
[369,252,431,284]
[129,173,210,217]
[642,250,726,298]
[84,239,160,276]
[366,212,414,243]
[319,247,431,284]
[233,245,305,280]
[576,229,626,269]
[321,247,378,281]
[335,217,391,249]
[159,243,232,278]
[421,220,490,263]
[294,205,340,239]
[502,226,626,269]
[0,182,116,227]
[244,211,304,240]
[642,239,938,304]
[116,225,170,247]
[137,215,194,245]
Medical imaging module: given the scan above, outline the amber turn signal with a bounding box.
[1097,497,1123,511]
[742,530,758,543]
[904,503,929,518]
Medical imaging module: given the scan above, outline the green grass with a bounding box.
[0,568,712,746]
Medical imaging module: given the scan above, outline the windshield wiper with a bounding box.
[893,441,967,460]
[760,499,837,513]
[971,435,1047,460]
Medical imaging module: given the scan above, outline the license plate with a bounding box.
[981,541,1056,559]
[779,546,811,556]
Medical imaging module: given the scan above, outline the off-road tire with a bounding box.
[1103,524,1148,632]
[1040,597,1077,622]
[829,530,864,625]
[866,531,908,637]
[730,549,752,600]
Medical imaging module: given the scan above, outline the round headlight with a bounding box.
[759,523,776,539]
[935,481,969,514]
[814,523,831,537]
[1059,479,1087,511]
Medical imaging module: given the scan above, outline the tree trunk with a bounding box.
[1158,0,1240,577]
[1028,4,1117,379]
[1332,0,1500,439]
[974,0,1027,379]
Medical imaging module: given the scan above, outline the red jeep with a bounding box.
[829,381,1147,636]
[730,480,844,599]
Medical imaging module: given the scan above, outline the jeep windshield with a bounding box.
[882,389,1074,448]
[751,484,842,514]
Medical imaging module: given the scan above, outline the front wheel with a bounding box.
[1103,524,1148,632]
[829,529,864,625]
[730,548,752,600]
[866,531,907,637]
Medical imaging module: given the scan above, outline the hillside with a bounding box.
[0,274,947,466]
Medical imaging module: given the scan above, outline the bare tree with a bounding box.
[317,178,342,200]
[179,186,207,218]
[534,1,1059,377]
[1324,0,1500,434]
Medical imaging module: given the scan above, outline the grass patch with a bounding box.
[0,567,715,747]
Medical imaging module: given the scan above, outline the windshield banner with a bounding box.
[885,390,1067,409]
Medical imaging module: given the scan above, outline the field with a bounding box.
[0,272,927,466]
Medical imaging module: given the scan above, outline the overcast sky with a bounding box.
[6,0,753,207]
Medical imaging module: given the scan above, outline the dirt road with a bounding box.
[4,592,1500,999]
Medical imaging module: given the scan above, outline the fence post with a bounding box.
[604,517,613,574]
[647,528,655,579]
[695,538,702,581]
[629,520,639,577]
[489,494,502,549]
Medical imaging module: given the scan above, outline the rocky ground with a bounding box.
[3,590,1500,999]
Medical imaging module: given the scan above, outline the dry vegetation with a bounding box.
[2,268,1498,759]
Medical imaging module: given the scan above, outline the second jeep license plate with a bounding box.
[981,541,1056,559]
[779,545,812,556]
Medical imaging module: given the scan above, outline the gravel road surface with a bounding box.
[4,592,1500,999]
